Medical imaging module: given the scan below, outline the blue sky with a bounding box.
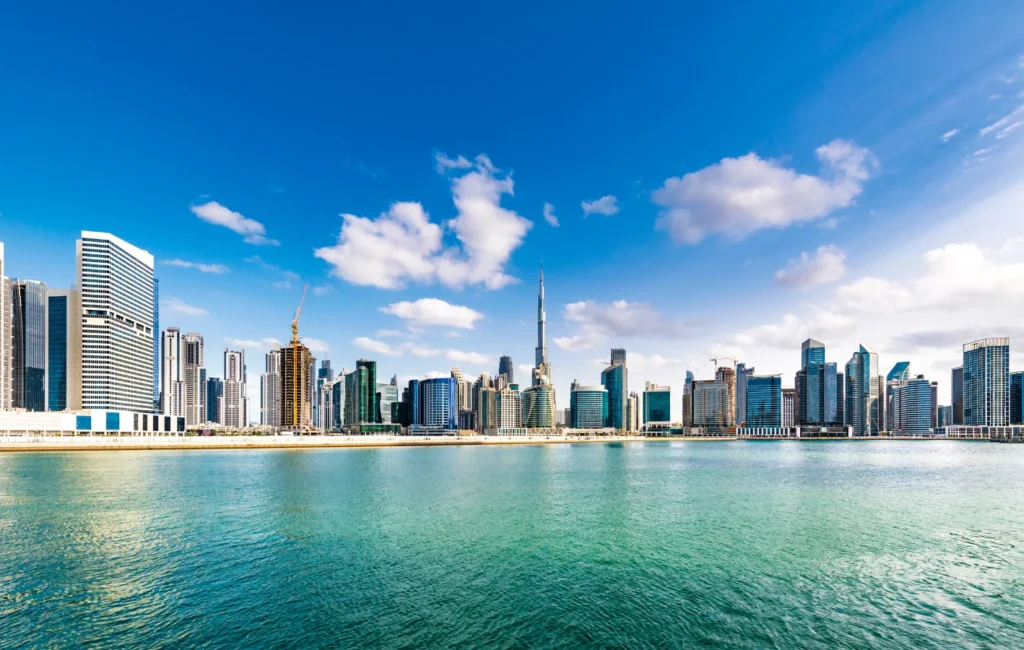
[3,0,1024,419]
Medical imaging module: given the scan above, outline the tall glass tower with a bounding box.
[11,280,47,411]
[845,344,882,436]
[963,338,1010,426]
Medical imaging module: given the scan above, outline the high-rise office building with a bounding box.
[885,361,912,431]
[1011,371,1024,425]
[845,344,883,436]
[691,380,729,429]
[152,279,160,411]
[938,405,953,427]
[420,377,458,431]
[802,339,826,370]
[313,360,334,429]
[715,366,736,426]
[261,347,282,427]
[796,338,841,426]
[782,388,796,427]
[745,375,782,427]
[331,373,345,430]
[496,384,522,429]
[601,349,628,430]
[281,343,313,429]
[182,332,204,426]
[220,348,249,428]
[344,359,378,426]
[522,381,555,428]
[627,391,640,431]
[735,363,755,426]
[497,355,514,387]
[11,279,47,411]
[46,288,74,412]
[377,381,398,424]
[571,384,608,429]
[533,266,552,387]
[682,370,694,427]
[74,232,156,412]
[892,375,937,434]
[0,244,10,411]
[951,366,964,424]
[643,382,671,424]
[963,338,1010,426]
[205,376,223,424]
[160,328,185,418]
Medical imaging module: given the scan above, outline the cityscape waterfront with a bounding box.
[1,232,1023,444]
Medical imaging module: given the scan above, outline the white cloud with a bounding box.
[225,337,282,350]
[732,311,854,351]
[312,285,333,296]
[162,297,206,316]
[653,139,874,244]
[406,343,443,357]
[941,128,959,142]
[980,104,1024,137]
[191,201,279,246]
[446,349,492,365]
[543,202,559,227]
[352,337,403,357]
[163,259,229,274]
[774,245,847,288]
[554,299,698,350]
[581,195,619,216]
[517,363,533,374]
[315,155,531,290]
[272,280,292,289]
[375,329,404,338]
[434,152,472,173]
[303,337,330,353]
[380,298,483,329]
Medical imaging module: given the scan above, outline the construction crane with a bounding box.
[291,283,309,429]
[710,356,739,372]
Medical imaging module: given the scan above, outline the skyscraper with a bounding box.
[10,279,47,411]
[643,381,671,424]
[627,391,640,432]
[0,243,10,411]
[160,328,184,417]
[601,357,627,430]
[691,380,729,429]
[951,366,964,424]
[495,384,522,429]
[420,377,458,431]
[497,355,514,386]
[682,370,694,427]
[281,343,313,428]
[74,232,156,412]
[314,360,334,428]
[782,388,796,427]
[801,339,825,369]
[45,288,74,412]
[376,381,398,424]
[796,338,840,426]
[571,384,608,429]
[1011,371,1023,425]
[533,265,552,387]
[845,344,883,436]
[182,332,205,426]
[735,363,755,426]
[205,376,223,424]
[715,366,736,427]
[345,359,377,426]
[745,375,782,427]
[261,347,282,427]
[963,338,1010,426]
[522,381,555,428]
[220,348,249,428]
[892,375,937,434]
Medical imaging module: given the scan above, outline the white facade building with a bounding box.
[73,232,156,412]
[0,242,10,410]
[260,347,282,427]
[220,348,248,428]
[160,328,184,417]
[182,332,204,426]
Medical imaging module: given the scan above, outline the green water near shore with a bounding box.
[1,441,1022,648]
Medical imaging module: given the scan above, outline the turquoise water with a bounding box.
[1,441,1023,648]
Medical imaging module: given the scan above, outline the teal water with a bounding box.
[1,441,1023,649]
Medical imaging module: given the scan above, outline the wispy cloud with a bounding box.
[191,201,279,246]
[543,202,559,227]
[162,297,207,316]
[163,259,229,274]
[940,128,959,142]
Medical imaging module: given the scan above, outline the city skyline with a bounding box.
[3,4,1024,422]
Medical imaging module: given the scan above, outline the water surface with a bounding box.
[1,441,1022,648]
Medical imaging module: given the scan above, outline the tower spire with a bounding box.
[533,264,550,386]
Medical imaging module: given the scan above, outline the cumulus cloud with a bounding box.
[890,327,1024,350]
[774,245,847,288]
[315,155,532,290]
[303,337,330,353]
[163,259,229,274]
[732,311,855,351]
[162,297,206,316]
[352,337,403,357]
[941,128,959,142]
[446,349,492,365]
[380,298,483,329]
[554,299,699,350]
[543,202,559,227]
[434,152,472,173]
[581,195,619,216]
[191,201,279,246]
[653,139,874,244]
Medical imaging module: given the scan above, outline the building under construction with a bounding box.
[281,343,314,429]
